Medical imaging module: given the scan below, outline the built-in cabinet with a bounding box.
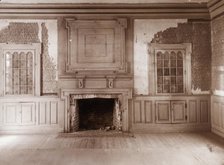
[133,95,210,132]
[0,97,65,133]
[3,102,35,125]
[156,100,187,124]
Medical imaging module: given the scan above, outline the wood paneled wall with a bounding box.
[0,97,64,133]
[211,95,224,138]
[132,95,210,132]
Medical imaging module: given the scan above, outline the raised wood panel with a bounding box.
[221,104,224,129]
[171,101,186,123]
[0,104,3,124]
[50,101,58,124]
[134,101,141,123]
[21,103,35,125]
[144,101,153,123]
[213,102,221,127]
[189,100,197,123]
[39,102,47,125]
[156,101,171,124]
[200,100,209,123]
[4,103,19,125]
[66,18,127,74]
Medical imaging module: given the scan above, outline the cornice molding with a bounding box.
[0,3,210,19]
[208,0,224,19]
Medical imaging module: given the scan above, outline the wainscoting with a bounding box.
[132,95,210,132]
[211,95,224,138]
[0,96,65,133]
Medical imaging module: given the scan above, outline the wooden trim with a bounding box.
[0,3,210,19]
[208,0,224,19]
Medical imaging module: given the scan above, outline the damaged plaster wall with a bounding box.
[134,19,211,95]
[211,15,224,96]
[0,19,58,94]
[134,19,187,95]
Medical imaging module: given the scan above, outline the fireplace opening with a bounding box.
[78,98,115,130]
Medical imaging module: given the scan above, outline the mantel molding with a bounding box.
[208,0,224,19]
[0,3,210,19]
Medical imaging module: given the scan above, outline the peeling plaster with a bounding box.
[0,19,57,66]
[191,87,210,95]
[134,19,187,95]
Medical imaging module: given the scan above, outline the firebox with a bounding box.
[78,98,115,130]
[69,95,122,132]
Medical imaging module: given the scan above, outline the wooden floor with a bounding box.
[0,132,224,165]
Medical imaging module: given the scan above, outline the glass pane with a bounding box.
[157,84,163,93]
[176,76,183,84]
[14,85,19,95]
[171,68,176,76]
[164,51,169,59]
[171,85,176,93]
[164,77,170,85]
[157,60,163,67]
[27,76,33,85]
[177,85,183,93]
[163,85,170,93]
[177,51,183,59]
[164,60,169,67]
[157,51,163,59]
[27,52,33,68]
[177,60,183,67]
[164,68,169,76]
[157,76,163,84]
[170,51,176,59]
[171,77,176,84]
[177,68,183,76]
[157,68,163,76]
[28,86,33,94]
[171,60,176,67]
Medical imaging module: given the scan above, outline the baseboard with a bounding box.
[131,123,211,133]
[0,125,64,134]
[212,127,224,138]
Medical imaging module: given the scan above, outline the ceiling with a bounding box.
[0,0,209,4]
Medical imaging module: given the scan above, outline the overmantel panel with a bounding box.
[65,17,127,75]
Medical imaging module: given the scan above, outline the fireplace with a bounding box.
[69,95,122,132]
[61,89,132,132]
[78,98,115,130]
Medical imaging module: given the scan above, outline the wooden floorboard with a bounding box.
[0,132,224,165]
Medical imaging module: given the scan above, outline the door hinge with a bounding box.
[185,115,188,120]
[185,102,187,108]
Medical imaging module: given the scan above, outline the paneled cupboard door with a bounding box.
[3,102,35,125]
[171,101,187,123]
[156,101,171,123]
[156,100,187,124]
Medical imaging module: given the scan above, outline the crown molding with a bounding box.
[208,0,224,19]
[0,3,210,19]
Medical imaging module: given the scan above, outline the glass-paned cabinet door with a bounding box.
[5,51,34,95]
[0,43,41,96]
[148,43,192,95]
[155,50,185,94]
